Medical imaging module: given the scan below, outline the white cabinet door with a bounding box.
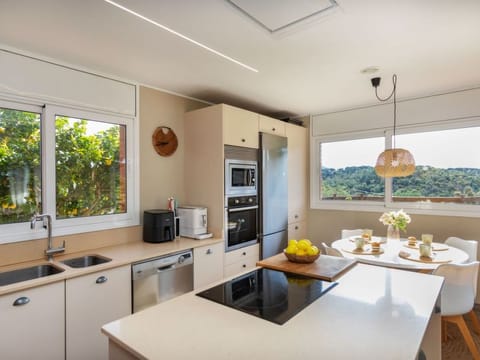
[286,123,308,224]
[66,265,131,360]
[223,105,259,148]
[0,281,65,360]
[194,242,224,289]
[288,221,308,240]
[259,114,286,136]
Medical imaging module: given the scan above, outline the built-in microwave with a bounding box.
[225,159,257,196]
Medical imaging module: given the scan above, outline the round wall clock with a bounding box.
[152,126,178,156]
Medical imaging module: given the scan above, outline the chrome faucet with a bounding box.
[30,214,65,261]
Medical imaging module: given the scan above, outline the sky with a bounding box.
[322,127,480,169]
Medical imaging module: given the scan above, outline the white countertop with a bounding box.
[102,263,443,360]
[0,237,223,296]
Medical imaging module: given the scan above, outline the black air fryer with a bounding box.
[143,210,175,243]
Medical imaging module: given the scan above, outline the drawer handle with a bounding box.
[295,214,299,219]
[13,296,30,306]
[272,127,276,131]
[295,226,299,230]
[242,264,246,268]
[242,252,246,256]
[206,248,212,255]
[241,138,246,142]
[96,276,108,284]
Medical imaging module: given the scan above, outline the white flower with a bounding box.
[379,209,411,232]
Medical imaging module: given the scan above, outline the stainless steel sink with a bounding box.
[61,255,111,268]
[0,264,65,286]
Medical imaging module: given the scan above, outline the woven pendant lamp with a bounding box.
[371,75,415,177]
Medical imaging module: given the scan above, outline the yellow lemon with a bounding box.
[297,239,311,250]
[307,246,320,255]
[285,244,298,254]
[288,239,298,247]
[299,239,312,246]
[296,248,307,256]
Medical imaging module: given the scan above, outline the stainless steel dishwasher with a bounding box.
[132,250,193,313]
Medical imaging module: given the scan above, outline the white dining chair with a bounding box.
[444,237,480,335]
[433,261,480,360]
[321,242,343,257]
[341,229,363,239]
[445,237,478,262]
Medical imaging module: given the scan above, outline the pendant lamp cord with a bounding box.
[374,74,397,149]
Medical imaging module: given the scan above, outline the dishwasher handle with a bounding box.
[157,264,175,272]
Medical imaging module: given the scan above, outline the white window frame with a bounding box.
[0,100,139,244]
[310,118,480,218]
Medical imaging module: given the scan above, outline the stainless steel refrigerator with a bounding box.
[259,132,288,259]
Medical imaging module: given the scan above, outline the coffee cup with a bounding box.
[419,243,432,258]
[355,237,365,250]
[421,234,433,246]
[362,229,373,240]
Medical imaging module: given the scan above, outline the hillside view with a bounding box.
[322,166,480,203]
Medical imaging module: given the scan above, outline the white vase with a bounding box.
[387,224,400,241]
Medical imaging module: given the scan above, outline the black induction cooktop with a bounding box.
[196,268,337,325]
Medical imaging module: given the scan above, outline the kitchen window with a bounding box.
[0,103,42,225]
[311,120,480,217]
[0,100,138,243]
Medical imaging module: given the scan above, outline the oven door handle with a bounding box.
[228,205,258,212]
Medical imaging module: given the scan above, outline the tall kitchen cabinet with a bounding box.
[65,265,131,360]
[286,123,308,240]
[184,104,258,240]
[0,281,65,360]
[185,104,308,276]
[184,104,258,279]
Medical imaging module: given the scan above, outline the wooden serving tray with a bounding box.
[342,247,384,255]
[256,253,357,282]
[398,250,451,264]
[403,242,449,251]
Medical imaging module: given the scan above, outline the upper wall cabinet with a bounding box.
[259,114,286,137]
[223,105,259,148]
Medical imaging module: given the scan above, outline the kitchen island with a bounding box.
[102,263,443,360]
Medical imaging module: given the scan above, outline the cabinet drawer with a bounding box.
[259,115,286,136]
[224,243,259,266]
[224,257,258,278]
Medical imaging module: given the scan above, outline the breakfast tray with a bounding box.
[398,251,451,264]
[403,242,449,251]
[256,253,357,282]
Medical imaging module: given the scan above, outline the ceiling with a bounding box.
[1,0,480,119]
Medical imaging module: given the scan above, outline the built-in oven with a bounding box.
[225,159,257,196]
[225,194,258,252]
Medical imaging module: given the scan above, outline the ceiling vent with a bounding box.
[227,0,338,34]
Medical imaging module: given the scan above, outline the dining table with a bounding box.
[331,236,469,272]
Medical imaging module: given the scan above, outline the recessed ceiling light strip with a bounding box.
[103,0,258,73]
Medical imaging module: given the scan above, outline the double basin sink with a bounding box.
[0,255,111,287]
